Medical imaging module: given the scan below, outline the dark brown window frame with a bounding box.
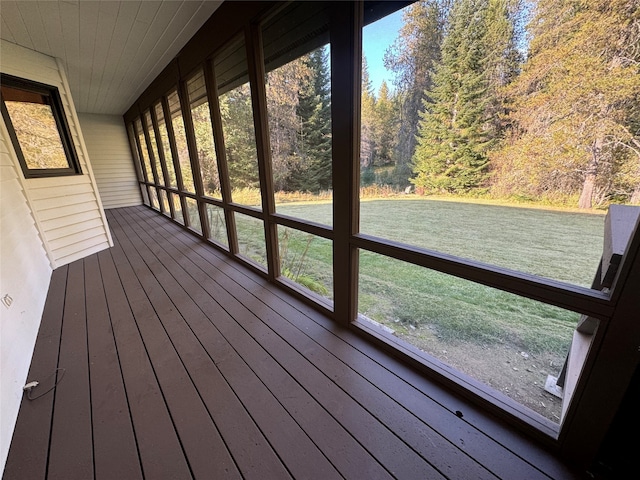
[122,1,640,468]
[1,73,82,179]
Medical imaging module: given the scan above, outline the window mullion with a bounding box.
[247,23,279,281]
[150,105,175,218]
[125,122,147,204]
[204,59,238,254]
[161,94,189,222]
[330,1,362,325]
[132,118,153,205]
[178,79,208,235]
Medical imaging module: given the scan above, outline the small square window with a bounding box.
[1,73,82,178]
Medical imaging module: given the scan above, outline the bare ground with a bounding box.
[394,326,565,422]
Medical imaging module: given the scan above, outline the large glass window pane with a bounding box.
[235,212,267,269]
[357,2,617,288]
[277,226,332,301]
[263,3,332,226]
[215,36,261,208]
[358,250,578,423]
[134,117,153,183]
[185,197,202,234]
[187,69,221,199]
[154,102,177,188]
[167,89,196,193]
[144,110,166,186]
[205,203,228,248]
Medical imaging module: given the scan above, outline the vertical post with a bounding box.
[178,76,209,237]
[330,1,362,324]
[150,104,175,218]
[124,120,145,205]
[161,94,189,223]
[247,23,279,281]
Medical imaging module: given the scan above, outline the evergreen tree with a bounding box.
[288,47,332,192]
[385,0,449,185]
[373,81,397,167]
[412,0,492,193]
[360,56,377,173]
[490,0,640,207]
[218,83,260,189]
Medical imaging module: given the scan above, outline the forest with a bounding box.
[183,0,640,210]
[364,0,640,209]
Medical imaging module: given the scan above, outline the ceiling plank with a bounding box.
[37,3,67,73]
[1,16,17,44]
[87,1,120,113]
[15,1,50,55]
[1,1,35,51]
[99,3,159,115]
[58,0,81,107]
[78,1,101,111]
[1,1,222,115]
[92,1,140,114]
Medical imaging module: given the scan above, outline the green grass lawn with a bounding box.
[275,198,605,356]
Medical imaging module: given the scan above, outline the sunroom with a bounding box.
[1,1,639,479]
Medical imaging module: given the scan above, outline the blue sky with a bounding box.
[362,8,405,95]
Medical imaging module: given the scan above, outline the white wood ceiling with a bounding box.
[0,1,223,115]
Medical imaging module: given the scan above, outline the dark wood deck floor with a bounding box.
[4,205,587,480]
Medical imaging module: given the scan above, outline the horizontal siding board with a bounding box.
[37,203,98,222]
[26,175,92,190]
[40,210,103,232]
[52,233,108,260]
[47,218,106,242]
[49,227,108,251]
[55,242,111,268]
[28,183,95,201]
[34,192,98,211]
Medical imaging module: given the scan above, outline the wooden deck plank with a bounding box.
[128,206,499,480]
[106,225,242,480]
[118,207,450,480]
[83,255,143,480]
[109,208,396,480]
[96,249,193,479]
[136,205,583,480]
[107,211,290,480]
[5,206,588,480]
[3,266,68,480]
[106,214,343,480]
[47,261,93,480]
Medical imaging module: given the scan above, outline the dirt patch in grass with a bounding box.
[394,326,564,422]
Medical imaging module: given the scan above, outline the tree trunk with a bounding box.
[578,137,603,209]
[630,185,640,204]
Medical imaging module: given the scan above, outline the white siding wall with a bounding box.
[0,40,112,472]
[0,116,52,475]
[78,113,141,209]
[0,40,113,267]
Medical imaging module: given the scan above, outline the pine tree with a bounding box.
[288,47,332,192]
[373,81,397,168]
[385,0,449,185]
[412,0,492,193]
[490,0,640,207]
[360,56,377,173]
